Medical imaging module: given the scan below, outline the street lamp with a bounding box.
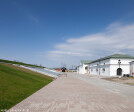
[118,60,121,68]
[99,58,101,75]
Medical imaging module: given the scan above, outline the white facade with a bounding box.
[130,61,134,77]
[89,58,134,76]
[77,63,88,74]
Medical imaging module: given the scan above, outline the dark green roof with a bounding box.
[90,54,134,63]
[80,60,92,64]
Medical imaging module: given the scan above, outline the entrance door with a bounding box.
[117,68,122,76]
[85,67,88,74]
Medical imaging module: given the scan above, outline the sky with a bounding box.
[0,0,134,68]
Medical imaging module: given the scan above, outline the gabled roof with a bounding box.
[90,54,134,63]
[80,60,92,64]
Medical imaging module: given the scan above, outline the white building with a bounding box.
[130,61,134,77]
[89,54,134,76]
[77,60,92,74]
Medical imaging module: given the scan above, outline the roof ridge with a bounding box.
[89,54,134,64]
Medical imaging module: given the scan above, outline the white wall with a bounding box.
[130,61,134,76]
[110,64,130,76]
[89,59,110,76]
[89,58,134,76]
[110,58,134,65]
[110,59,134,76]
[77,63,88,74]
[100,64,110,76]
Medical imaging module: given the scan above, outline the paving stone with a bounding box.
[7,73,134,112]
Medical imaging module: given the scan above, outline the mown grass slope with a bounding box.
[0,59,45,68]
[0,63,54,110]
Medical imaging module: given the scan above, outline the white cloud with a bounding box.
[45,22,134,67]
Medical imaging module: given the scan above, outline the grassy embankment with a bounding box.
[0,63,54,110]
[0,59,45,68]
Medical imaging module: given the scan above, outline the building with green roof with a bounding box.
[80,60,92,64]
[77,60,92,74]
[88,54,134,76]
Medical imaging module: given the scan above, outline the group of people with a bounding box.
[61,67,67,77]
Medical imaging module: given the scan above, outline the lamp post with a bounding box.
[118,60,121,68]
[99,59,101,75]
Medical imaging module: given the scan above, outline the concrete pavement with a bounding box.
[8,73,134,112]
[70,73,134,102]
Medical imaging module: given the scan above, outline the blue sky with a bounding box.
[0,0,134,68]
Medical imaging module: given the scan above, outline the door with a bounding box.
[85,67,88,74]
[117,68,122,76]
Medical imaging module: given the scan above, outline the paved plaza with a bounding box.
[8,73,134,112]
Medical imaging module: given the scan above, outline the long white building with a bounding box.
[89,54,134,76]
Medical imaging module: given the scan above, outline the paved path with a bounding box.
[70,73,134,102]
[8,73,134,112]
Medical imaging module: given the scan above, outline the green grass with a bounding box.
[0,63,54,110]
[0,59,45,68]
